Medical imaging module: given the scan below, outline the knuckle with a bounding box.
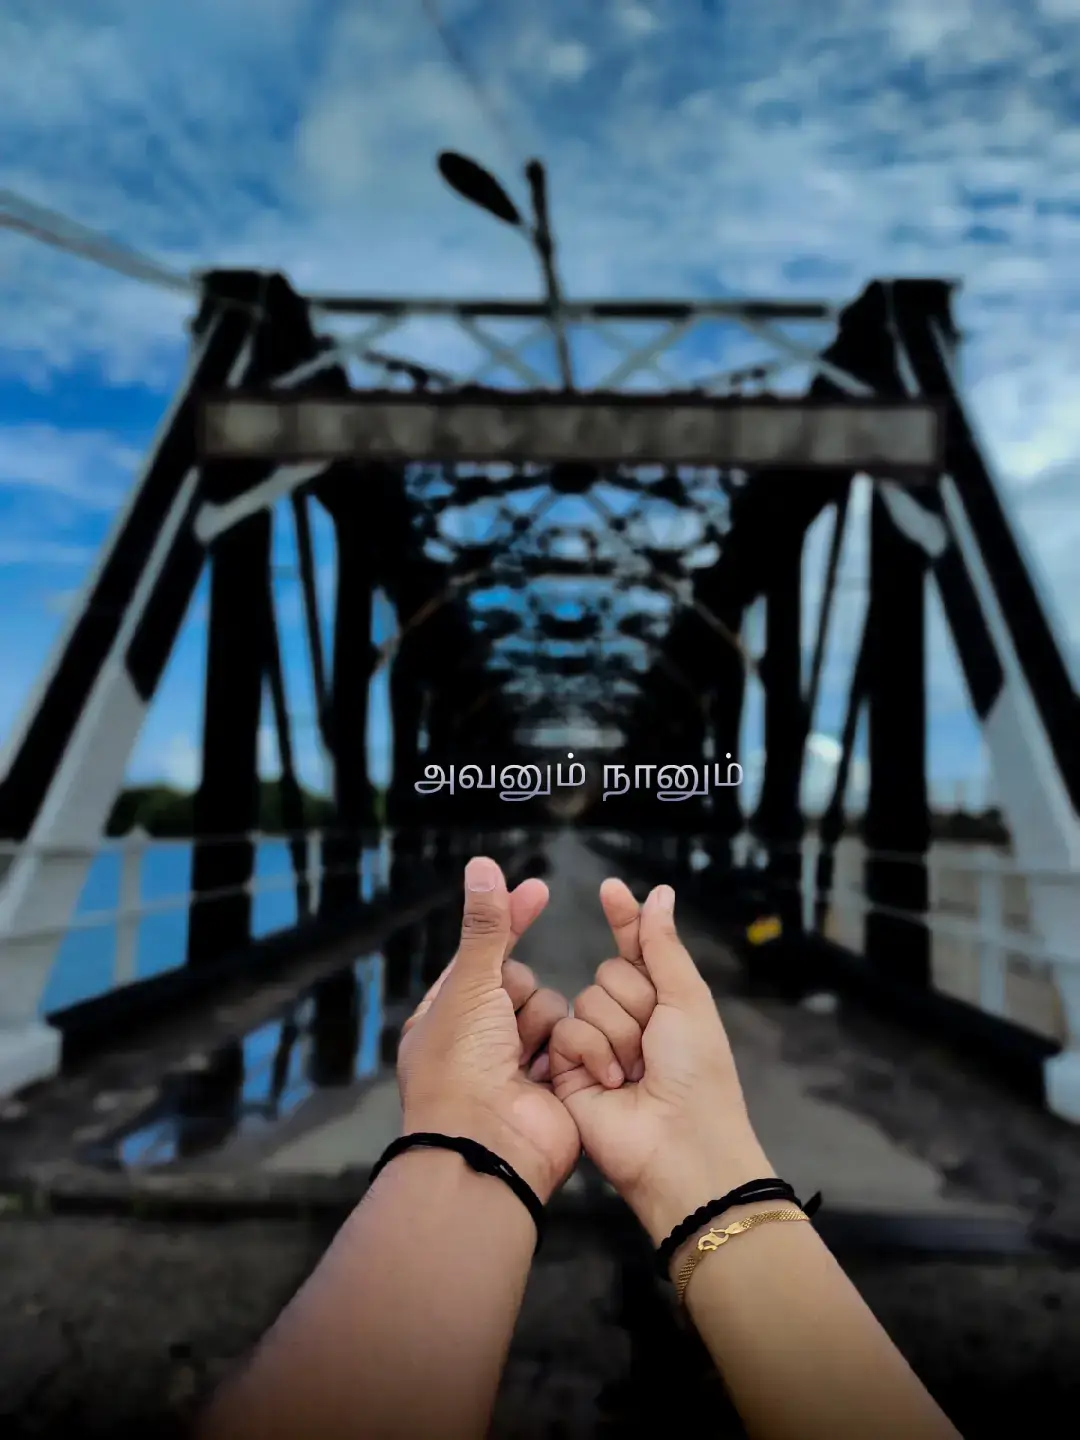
[551,1013,576,1046]
[524,988,562,1027]
[574,984,605,1022]
[596,958,625,990]
[535,985,567,1015]
[581,1027,609,1061]
[460,905,505,937]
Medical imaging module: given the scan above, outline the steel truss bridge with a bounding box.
[1,264,1079,1228]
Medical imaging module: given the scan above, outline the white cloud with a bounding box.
[160,733,199,790]
[0,540,96,567]
[737,735,869,816]
[547,42,590,82]
[41,588,80,615]
[613,3,660,38]
[0,424,137,510]
[1037,0,1080,18]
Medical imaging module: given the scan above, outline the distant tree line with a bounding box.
[806,808,1010,845]
[106,782,388,837]
[106,784,1008,846]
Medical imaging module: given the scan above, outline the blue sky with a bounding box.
[2,0,1080,813]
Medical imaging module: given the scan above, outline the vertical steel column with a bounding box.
[668,692,707,876]
[386,644,425,828]
[707,599,747,880]
[174,1038,245,1157]
[186,272,330,970]
[754,528,806,926]
[385,634,427,933]
[308,967,361,1086]
[864,487,930,985]
[320,489,378,915]
[187,506,272,965]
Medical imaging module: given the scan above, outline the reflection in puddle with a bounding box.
[87,901,463,1172]
[103,953,387,1169]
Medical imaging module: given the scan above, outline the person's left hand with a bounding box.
[397,856,602,1203]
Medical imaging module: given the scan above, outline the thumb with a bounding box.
[637,884,706,1006]
[445,856,512,993]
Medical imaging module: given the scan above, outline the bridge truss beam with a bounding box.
[1,270,1079,1133]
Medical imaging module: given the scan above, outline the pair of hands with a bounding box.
[396,856,770,1245]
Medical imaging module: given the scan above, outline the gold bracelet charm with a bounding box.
[674,1207,809,1305]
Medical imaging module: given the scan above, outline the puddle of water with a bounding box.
[84,909,460,1171]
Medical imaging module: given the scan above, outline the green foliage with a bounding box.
[829,807,1009,845]
[106,786,194,837]
[929,806,1010,845]
[105,782,381,837]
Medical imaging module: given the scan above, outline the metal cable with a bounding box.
[417,0,527,172]
[0,187,196,295]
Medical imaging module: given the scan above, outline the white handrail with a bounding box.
[597,828,1080,1035]
[0,827,535,1010]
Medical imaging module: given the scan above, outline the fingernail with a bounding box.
[654,885,674,913]
[607,1062,624,1086]
[466,857,498,892]
[630,1059,644,1082]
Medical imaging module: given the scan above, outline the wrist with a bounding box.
[400,1107,557,1205]
[665,1196,796,1283]
[627,1133,775,1249]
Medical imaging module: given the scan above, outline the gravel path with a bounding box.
[1,1211,1078,1438]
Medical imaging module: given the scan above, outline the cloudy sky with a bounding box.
[2,0,1079,814]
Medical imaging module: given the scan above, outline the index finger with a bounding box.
[599,877,643,968]
[505,876,549,962]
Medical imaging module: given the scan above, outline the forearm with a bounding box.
[199,1148,537,1440]
[634,1147,960,1440]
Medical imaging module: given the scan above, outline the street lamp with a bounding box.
[436,150,574,389]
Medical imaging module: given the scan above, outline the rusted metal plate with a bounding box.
[199,392,943,470]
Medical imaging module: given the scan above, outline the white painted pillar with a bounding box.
[0,834,70,1098]
[113,828,149,988]
[1048,963,1080,1122]
[976,860,1006,1017]
[1040,870,1080,1122]
[306,830,323,915]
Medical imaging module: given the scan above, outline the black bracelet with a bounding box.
[368,1133,545,1252]
[655,1179,822,1277]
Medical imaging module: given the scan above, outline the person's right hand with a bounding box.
[549,879,773,1246]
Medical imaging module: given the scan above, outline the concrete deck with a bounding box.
[4,831,1080,1438]
[259,832,1018,1224]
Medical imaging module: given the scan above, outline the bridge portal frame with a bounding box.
[0,275,1079,1127]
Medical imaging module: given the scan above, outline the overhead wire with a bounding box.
[0,188,461,386]
[416,0,528,173]
[0,187,196,296]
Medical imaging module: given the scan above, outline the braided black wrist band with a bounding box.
[369,1133,545,1251]
[656,1179,822,1277]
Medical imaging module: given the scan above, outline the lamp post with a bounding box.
[436,150,574,389]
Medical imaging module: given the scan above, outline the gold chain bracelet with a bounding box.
[674,1207,809,1305]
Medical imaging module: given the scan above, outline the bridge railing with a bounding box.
[0,828,394,1016]
[0,823,538,1098]
[595,829,1080,1049]
[805,837,1076,1045]
[1,825,538,1018]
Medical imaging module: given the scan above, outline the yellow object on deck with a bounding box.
[747,915,782,945]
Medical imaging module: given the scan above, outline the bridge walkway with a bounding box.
[256,832,1043,1233]
[3,832,1080,1437]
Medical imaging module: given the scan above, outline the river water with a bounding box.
[42,838,397,1170]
